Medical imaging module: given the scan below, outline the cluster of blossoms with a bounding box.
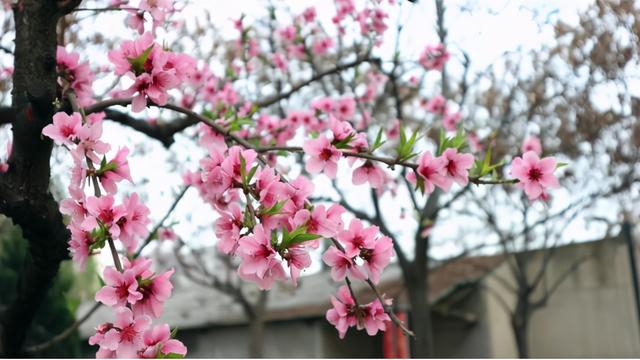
[43,44,186,357]
[186,125,397,337]
[43,108,186,358]
[326,285,391,339]
[57,46,95,107]
[108,31,195,112]
[422,94,462,132]
[185,131,382,291]
[109,0,175,35]
[407,148,475,194]
[419,43,450,71]
[33,0,565,350]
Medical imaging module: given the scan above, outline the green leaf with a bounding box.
[371,127,386,152]
[127,44,154,76]
[556,162,568,169]
[288,233,321,245]
[333,133,355,149]
[239,154,247,184]
[258,201,285,217]
[242,205,255,228]
[481,145,492,176]
[246,165,258,184]
[161,352,185,359]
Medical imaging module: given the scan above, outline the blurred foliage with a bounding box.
[0,215,99,357]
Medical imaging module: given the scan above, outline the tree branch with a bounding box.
[103,109,195,148]
[254,56,379,108]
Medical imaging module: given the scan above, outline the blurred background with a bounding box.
[0,0,639,357]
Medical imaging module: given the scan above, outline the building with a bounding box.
[78,236,640,357]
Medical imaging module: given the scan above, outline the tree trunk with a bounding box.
[511,317,529,358]
[405,269,434,358]
[247,314,265,358]
[0,1,71,356]
[247,291,268,358]
[512,295,530,358]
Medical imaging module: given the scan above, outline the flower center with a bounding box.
[319,148,334,161]
[528,167,542,182]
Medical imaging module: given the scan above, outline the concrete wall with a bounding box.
[483,265,519,358]
[527,238,640,357]
[480,238,640,358]
[179,317,381,358]
[432,284,494,358]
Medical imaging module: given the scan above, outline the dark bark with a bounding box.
[247,292,267,358]
[405,267,435,358]
[511,283,531,359]
[0,0,72,356]
[511,313,529,358]
[247,314,265,358]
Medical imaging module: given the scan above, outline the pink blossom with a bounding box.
[98,147,132,194]
[201,163,231,194]
[68,224,94,270]
[57,46,95,107]
[74,113,111,163]
[386,119,400,139]
[419,44,450,71]
[522,136,542,155]
[426,95,447,115]
[338,219,378,257]
[330,116,355,143]
[95,267,143,307]
[510,151,560,201]
[333,97,356,120]
[220,146,257,182]
[302,6,317,23]
[132,267,175,318]
[407,151,448,194]
[99,307,151,358]
[311,97,335,113]
[360,235,393,284]
[278,25,297,43]
[352,161,385,188]
[468,131,483,152]
[443,111,462,132]
[272,53,288,71]
[42,112,82,146]
[312,37,334,55]
[158,227,177,241]
[297,204,345,240]
[108,32,155,76]
[281,244,312,286]
[215,203,243,255]
[118,192,151,253]
[140,324,187,358]
[237,224,287,290]
[326,285,358,339]
[139,0,174,31]
[81,195,127,238]
[362,299,391,335]
[322,246,366,282]
[303,135,341,178]
[440,148,474,191]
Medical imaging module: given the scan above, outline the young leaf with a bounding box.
[127,44,154,76]
[371,127,386,152]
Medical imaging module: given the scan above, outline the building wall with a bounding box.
[482,265,518,358]
[179,317,381,358]
[432,284,494,358]
[527,238,640,357]
[480,238,640,358]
